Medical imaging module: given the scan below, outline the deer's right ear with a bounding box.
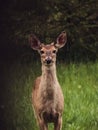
[29,34,41,50]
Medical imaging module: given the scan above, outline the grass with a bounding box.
[1,61,98,130]
[58,63,98,130]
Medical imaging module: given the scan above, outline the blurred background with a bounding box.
[0,0,98,130]
[0,0,98,62]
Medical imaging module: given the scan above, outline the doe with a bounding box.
[29,31,67,130]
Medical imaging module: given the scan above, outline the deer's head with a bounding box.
[29,31,67,66]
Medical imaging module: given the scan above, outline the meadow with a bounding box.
[1,61,98,130]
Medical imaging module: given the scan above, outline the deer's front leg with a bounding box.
[54,116,62,130]
[37,115,48,130]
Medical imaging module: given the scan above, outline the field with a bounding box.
[1,61,98,130]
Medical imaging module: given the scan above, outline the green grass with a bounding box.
[1,61,98,130]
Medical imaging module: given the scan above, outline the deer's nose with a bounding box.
[45,57,52,64]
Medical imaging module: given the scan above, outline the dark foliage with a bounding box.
[0,0,98,62]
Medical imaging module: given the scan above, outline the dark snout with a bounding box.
[45,57,52,65]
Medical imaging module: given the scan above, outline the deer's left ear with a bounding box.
[55,31,67,49]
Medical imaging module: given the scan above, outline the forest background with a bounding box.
[0,0,98,130]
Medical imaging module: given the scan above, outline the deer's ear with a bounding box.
[55,31,67,49]
[29,34,41,50]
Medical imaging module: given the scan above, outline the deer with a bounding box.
[29,31,67,130]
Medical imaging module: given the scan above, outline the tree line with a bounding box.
[0,0,98,62]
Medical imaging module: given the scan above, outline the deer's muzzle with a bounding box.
[45,57,52,65]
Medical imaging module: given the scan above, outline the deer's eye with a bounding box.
[53,50,56,54]
[40,50,44,54]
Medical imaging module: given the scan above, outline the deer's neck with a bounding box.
[41,64,58,84]
[40,64,59,99]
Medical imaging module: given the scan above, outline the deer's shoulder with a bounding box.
[33,76,41,90]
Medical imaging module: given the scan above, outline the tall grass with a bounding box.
[1,61,98,130]
[58,63,98,130]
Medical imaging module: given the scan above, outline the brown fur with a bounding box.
[32,64,64,130]
[30,31,67,130]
